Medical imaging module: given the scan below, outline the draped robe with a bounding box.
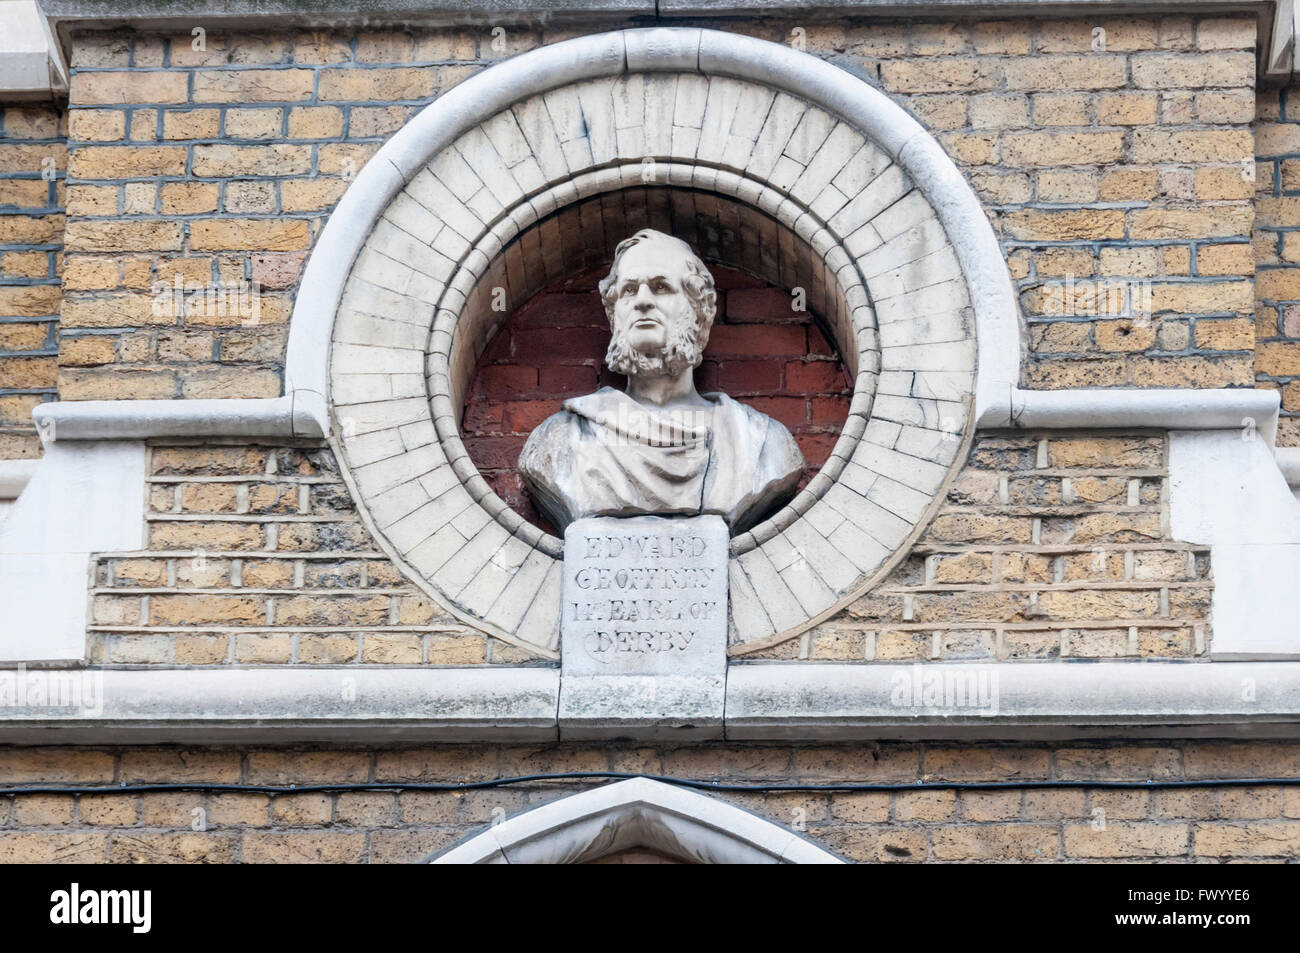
[518,387,804,534]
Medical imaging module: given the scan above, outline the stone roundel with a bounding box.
[311,28,1007,658]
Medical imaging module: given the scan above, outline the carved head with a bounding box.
[598,229,718,377]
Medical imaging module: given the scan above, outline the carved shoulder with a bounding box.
[517,410,576,481]
[724,394,805,477]
[764,411,805,474]
[517,410,584,531]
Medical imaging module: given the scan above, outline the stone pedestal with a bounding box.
[557,514,728,739]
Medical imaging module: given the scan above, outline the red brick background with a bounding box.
[461,264,852,533]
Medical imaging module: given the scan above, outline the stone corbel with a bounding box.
[1267,0,1298,78]
[0,0,68,99]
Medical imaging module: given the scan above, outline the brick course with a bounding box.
[88,442,533,666]
[792,15,1260,392]
[90,428,1209,665]
[0,741,1295,863]
[59,27,483,403]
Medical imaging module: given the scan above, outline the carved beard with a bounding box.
[605,309,702,377]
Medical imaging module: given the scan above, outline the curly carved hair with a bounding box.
[597,229,718,349]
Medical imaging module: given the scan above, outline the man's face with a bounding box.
[608,240,699,367]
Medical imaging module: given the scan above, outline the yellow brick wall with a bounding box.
[59,30,481,401]
[0,742,1296,862]
[751,430,1209,660]
[0,104,64,459]
[818,15,1259,391]
[1254,86,1300,446]
[90,428,1207,665]
[50,15,1261,403]
[89,443,524,665]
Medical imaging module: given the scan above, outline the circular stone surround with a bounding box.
[312,28,1011,658]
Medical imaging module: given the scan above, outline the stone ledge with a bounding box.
[0,1,68,99]
[35,0,1282,25]
[725,660,1300,741]
[3,661,1300,743]
[19,388,1282,444]
[0,666,561,743]
[978,387,1282,447]
[31,395,326,442]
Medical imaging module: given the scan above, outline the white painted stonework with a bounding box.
[1277,447,1300,504]
[1,661,1299,744]
[0,441,146,662]
[1169,430,1300,659]
[315,28,995,657]
[431,777,844,863]
[0,0,68,98]
[0,459,38,528]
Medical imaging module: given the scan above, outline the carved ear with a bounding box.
[596,273,616,323]
[695,319,711,356]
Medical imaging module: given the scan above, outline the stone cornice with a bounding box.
[32,394,326,442]
[0,460,39,499]
[35,0,1294,78]
[33,0,1282,22]
[724,660,1300,740]
[1,661,1299,743]
[1,0,69,99]
[35,0,1295,80]
[977,387,1282,446]
[27,388,1282,443]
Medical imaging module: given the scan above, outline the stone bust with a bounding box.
[518,229,805,534]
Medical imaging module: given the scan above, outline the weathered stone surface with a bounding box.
[561,514,727,680]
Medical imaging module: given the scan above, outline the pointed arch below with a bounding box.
[429,777,844,864]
